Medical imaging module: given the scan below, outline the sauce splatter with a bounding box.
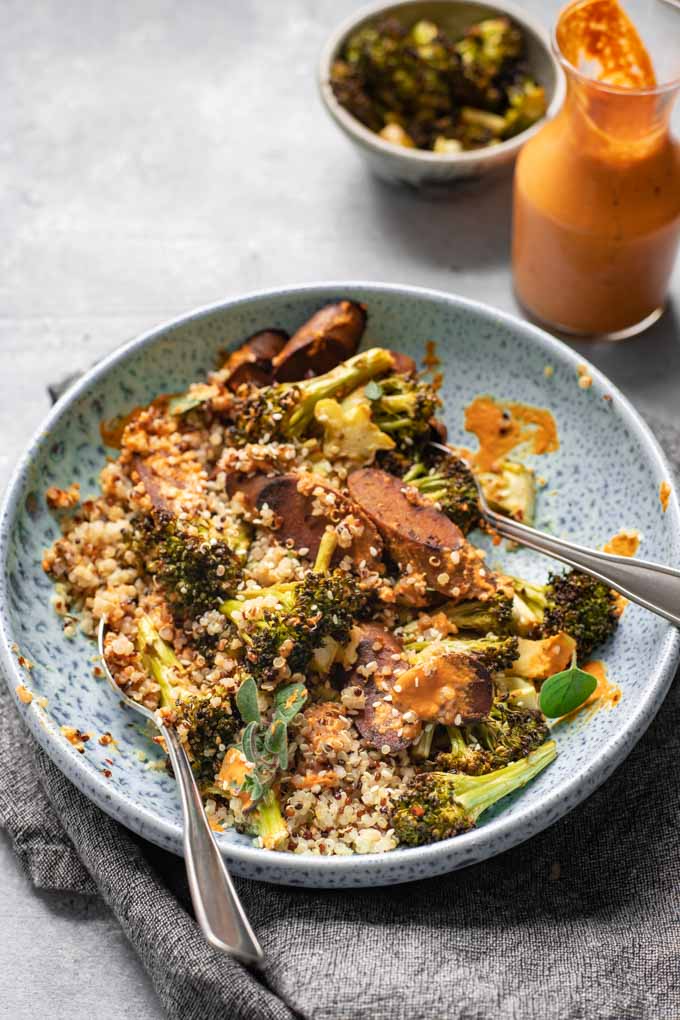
[15,684,33,705]
[464,395,559,473]
[423,340,440,372]
[556,0,656,89]
[603,529,640,557]
[659,481,671,514]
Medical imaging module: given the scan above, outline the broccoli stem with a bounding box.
[313,529,338,574]
[250,788,288,850]
[453,740,556,821]
[286,348,395,436]
[136,614,182,708]
[412,722,436,760]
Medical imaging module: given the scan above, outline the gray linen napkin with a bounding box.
[1,409,679,1020]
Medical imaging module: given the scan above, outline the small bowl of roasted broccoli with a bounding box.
[318,0,565,188]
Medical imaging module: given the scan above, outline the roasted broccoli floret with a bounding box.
[406,633,519,674]
[133,510,242,622]
[222,534,368,683]
[393,739,556,846]
[436,696,549,775]
[227,347,396,445]
[171,686,239,783]
[365,375,441,449]
[246,570,367,683]
[440,589,514,634]
[510,570,620,658]
[402,451,481,534]
[503,76,547,137]
[136,613,184,708]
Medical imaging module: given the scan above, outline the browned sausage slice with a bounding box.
[388,351,417,375]
[346,624,420,751]
[223,329,288,391]
[272,301,367,382]
[347,468,474,599]
[226,471,383,569]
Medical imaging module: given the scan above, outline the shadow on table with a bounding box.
[362,166,514,271]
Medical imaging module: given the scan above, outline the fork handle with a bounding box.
[486,508,680,629]
[162,725,263,965]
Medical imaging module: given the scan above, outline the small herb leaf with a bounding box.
[236,676,261,724]
[539,666,597,718]
[167,392,208,416]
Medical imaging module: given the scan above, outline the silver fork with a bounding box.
[429,442,680,628]
[97,618,263,965]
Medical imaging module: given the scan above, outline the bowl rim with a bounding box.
[317,0,567,165]
[1,280,678,885]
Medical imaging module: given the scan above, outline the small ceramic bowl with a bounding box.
[318,0,565,189]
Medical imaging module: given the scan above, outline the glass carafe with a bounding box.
[513,0,680,340]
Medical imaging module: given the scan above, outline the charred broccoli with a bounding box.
[365,374,441,450]
[402,451,481,533]
[436,696,549,775]
[510,570,620,658]
[132,510,242,622]
[405,633,520,674]
[172,686,239,783]
[440,589,515,634]
[392,739,556,846]
[330,15,545,153]
[227,347,395,445]
[222,533,368,683]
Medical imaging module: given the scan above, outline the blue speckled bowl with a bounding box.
[1,283,678,888]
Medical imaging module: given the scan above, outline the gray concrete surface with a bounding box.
[2,1,679,1017]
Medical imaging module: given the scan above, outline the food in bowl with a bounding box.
[42,300,622,856]
[329,15,547,152]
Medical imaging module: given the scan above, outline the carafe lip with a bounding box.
[552,0,680,98]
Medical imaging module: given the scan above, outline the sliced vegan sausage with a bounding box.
[347,624,420,751]
[223,329,289,391]
[226,471,383,569]
[272,301,367,382]
[390,647,493,725]
[388,351,417,376]
[347,468,474,598]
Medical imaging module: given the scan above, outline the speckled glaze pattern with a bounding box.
[1,283,678,888]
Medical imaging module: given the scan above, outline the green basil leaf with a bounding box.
[539,667,597,718]
[236,676,261,724]
[364,380,383,401]
[273,682,308,724]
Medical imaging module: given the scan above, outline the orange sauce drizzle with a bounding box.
[464,395,559,473]
[423,340,441,372]
[659,481,671,514]
[556,0,656,89]
[603,529,640,557]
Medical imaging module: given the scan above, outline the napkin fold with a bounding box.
[1,409,679,1020]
